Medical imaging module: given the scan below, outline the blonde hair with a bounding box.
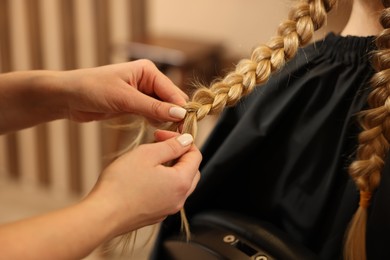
[344,2,390,259]
[120,0,389,259]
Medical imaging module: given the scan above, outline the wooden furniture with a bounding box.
[127,36,223,89]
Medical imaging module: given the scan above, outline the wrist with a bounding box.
[29,70,69,121]
[0,70,70,133]
[81,189,137,240]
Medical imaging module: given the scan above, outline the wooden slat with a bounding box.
[59,0,77,70]
[93,0,113,173]
[59,0,82,194]
[73,0,102,194]
[4,134,20,180]
[0,0,13,72]
[94,0,110,66]
[129,0,147,40]
[68,123,82,194]
[25,0,43,69]
[25,0,51,187]
[35,125,50,186]
[0,0,20,180]
[39,0,71,196]
[9,0,39,187]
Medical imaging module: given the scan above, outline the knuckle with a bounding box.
[197,150,203,161]
[135,144,151,157]
[137,59,156,69]
[151,101,163,117]
[175,202,185,213]
[171,200,185,214]
[166,139,182,156]
[175,177,192,195]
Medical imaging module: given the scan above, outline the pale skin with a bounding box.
[0,59,189,134]
[341,0,383,36]
[0,60,202,259]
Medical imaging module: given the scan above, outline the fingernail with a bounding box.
[169,106,187,119]
[177,133,193,146]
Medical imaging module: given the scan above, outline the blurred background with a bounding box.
[0,0,350,259]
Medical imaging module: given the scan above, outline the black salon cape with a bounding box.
[151,33,390,260]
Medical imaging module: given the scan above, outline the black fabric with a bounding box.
[151,33,390,260]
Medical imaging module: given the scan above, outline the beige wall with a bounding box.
[148,0,351,59]
[148,0,289,59]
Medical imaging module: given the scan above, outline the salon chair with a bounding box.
[158,211,319,260]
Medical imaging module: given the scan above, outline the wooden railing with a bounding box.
[0,0,135,196]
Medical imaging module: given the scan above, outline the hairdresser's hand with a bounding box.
[0,61,187,134]
[62,59,188,123]
[87,130,201,236]
[0,130,200,259]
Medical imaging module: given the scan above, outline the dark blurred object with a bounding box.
[161,211,319,260]
[127,36,224,91]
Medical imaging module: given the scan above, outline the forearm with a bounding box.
[0,71,68,134]
[0,198,119,260]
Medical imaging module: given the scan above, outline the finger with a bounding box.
[151,73,189,105]
[128,91,187,122]
[138,60,189,105]
[143,134,195,165]
[171,144,202,178]
[185,171,201,198]
[154,130,180,142]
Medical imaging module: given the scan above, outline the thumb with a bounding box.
[146,133,194,165]
[129,92,187,122]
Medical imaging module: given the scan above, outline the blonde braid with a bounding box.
[345,4,390,260]
[181,0,336,137]
[176,0,337,241]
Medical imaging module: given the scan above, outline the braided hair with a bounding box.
[344,2,390,259]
